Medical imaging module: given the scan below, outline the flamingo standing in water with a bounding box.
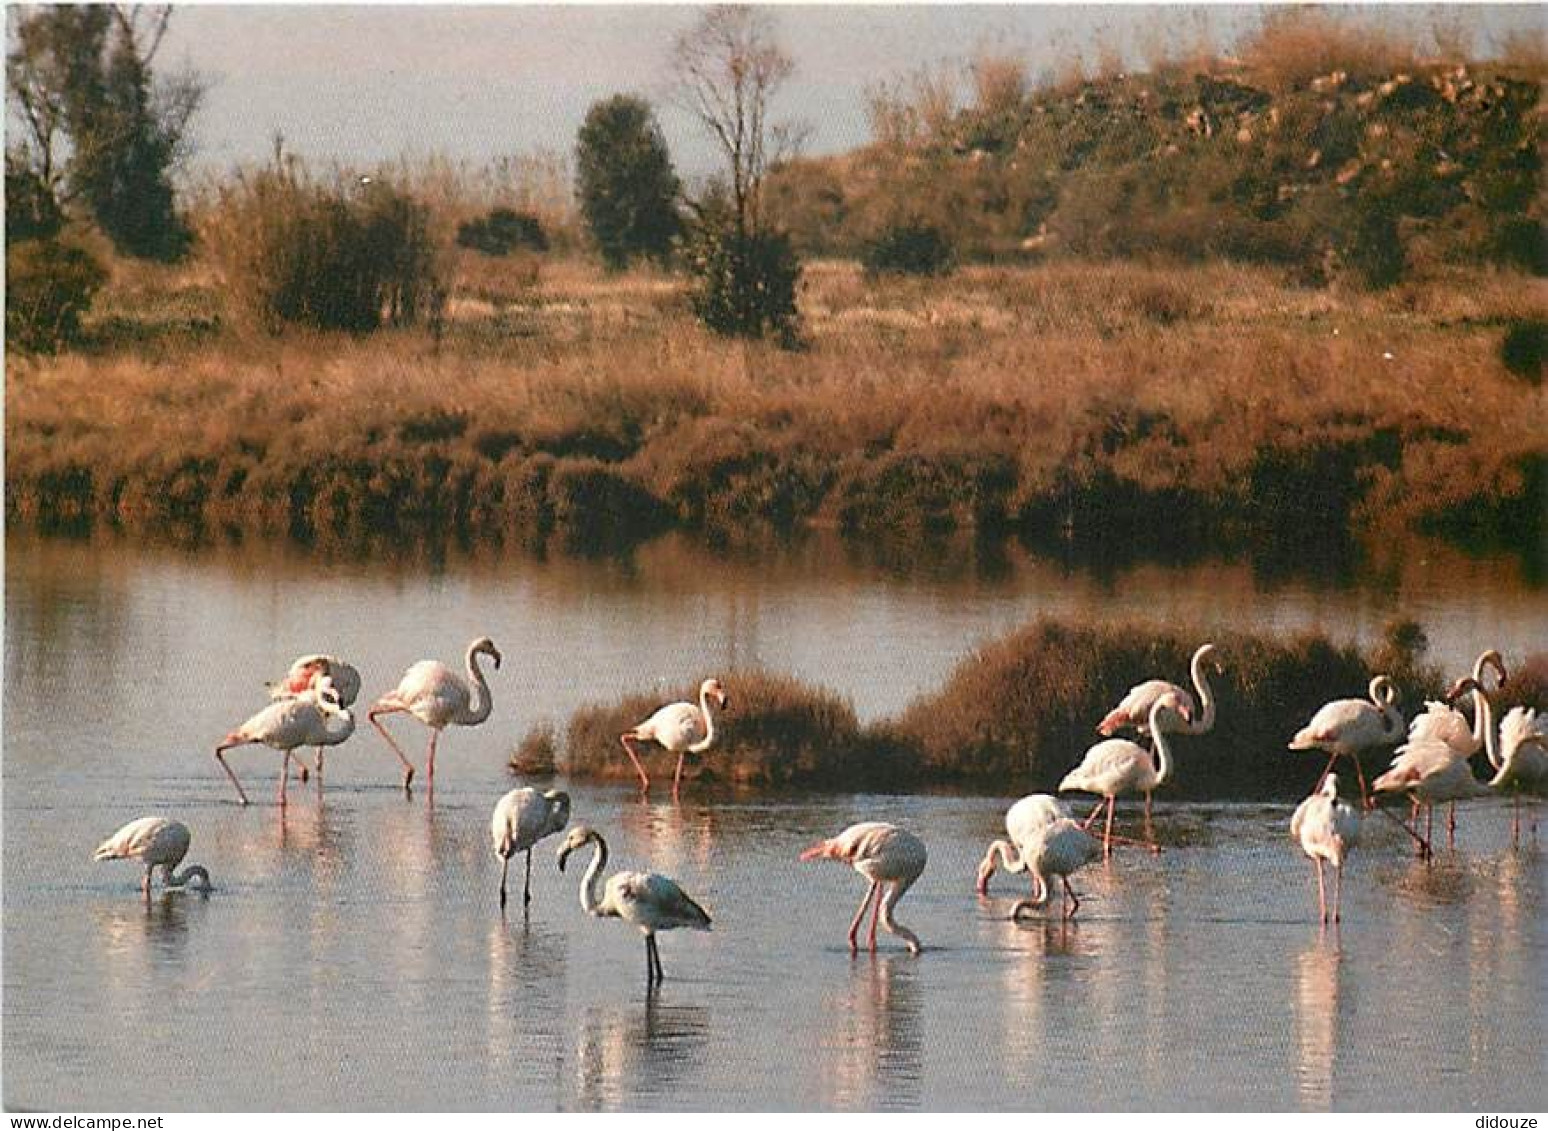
[1288,675,1403,808]
[491,787,571,911]
[1009,818,1103,922]
[1290,773,1361,924]
[801,822,928,955]
[369,637,501,791]
[976,794,1068,900]
[215,676,353,806]
[93,817,212,896]
[1488,704,1548,845]
[556,825,712,986]
[1099,642,1222,739]
[269,653,362,780]
[1402,649,1506,841]
[1059,694,1189,857]
[619,678,729,798]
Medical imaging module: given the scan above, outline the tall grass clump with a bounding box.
[201,158,444,332]
[5,238,107,354]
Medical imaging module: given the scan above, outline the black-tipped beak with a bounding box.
[556,847,570,873]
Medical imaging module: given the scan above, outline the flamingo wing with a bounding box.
[93,817,187,865]
[1005,794,1067,845]
[612,871,712,930]
[1060,738,1149,794]
[1406,701,1475,754]
[1290,698,1382,752]
[638,701,704,750]
[392,660,466,724]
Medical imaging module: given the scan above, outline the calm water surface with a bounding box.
[4,533,1546,1110]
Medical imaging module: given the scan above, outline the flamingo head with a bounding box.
[1321,773,1341,799]
[1445,675,1482,704]
[1150,690,1191,731]
[555,824,595,872]
[701,677,729,710]
[798,836,840,863]
[974,852,996,895]
[1195,642,1222,674]
[1475,649,1507,690]
[472,637,502,671]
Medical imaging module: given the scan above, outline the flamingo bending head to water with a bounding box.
[216,676,353,806]
[369,636,501,791]
[801,822,928,955]
[1008,817,1103,922]
[619,678,729,799]
[1290,773,1361,924]
[1289,675,1403,808]
[976,794,1068,900]
[93,817,212,896]
[491,787,571,911]
[556,824,712,986]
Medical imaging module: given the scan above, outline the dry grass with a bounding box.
[7,257,1544,553]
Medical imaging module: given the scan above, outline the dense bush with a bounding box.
[4,154,62,242]
[683,221,801,344]
[202,163,443,333]
[5,238,106,353]
[574,95,682,269]
[861,223,955,277]
[1500,318,1546,384]
[455,208,548,256]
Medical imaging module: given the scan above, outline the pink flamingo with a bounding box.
[215,677,353,806]
[1059,693,1188,857]
[1288,675,1403,808]
[800,822,928,955]
[1402,649,1506,840]
[369,637,501,791]
[269,653,362,780]
[491,787,571,911]
[619,677,728,798]
[1290,773,1360,924]
[1008,818,1103,922]
[976,794,1068,900]
[1099,642,1221,738]
[93,817,212,896]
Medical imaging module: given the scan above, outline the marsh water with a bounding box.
[4,532,1546,1111]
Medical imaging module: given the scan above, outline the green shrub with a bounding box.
[1500,319,1546,384]
[683,221,801,345]
[575,95,682,269]
[861,223,956,277]
[455,208,548,256]
[203,163,444,333]
[4,155,62,242]
[5,238,106,353]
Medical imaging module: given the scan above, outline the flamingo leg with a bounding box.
[671,749,687,800]
[426,729,440,788]
[524,849,533,906]
[868,884,885,950]
[1512,797,1520,848]
[369,707,417,789]
[142,867,153,898]
[1314,858,1327,924]
[1103,796,1116,859]
[1314,752,1339,793]
[1332,863,1343,924]
[214,744,251,806]
[1063,876,1081,920]
[278,751,291,807]
[499,854,510,911]
[1447,802,1456,847]
[644,935,654,984]
[1081,800,1104,830]
[847,881,879,953]
[1425,804,1434,863]
[1373,799,1432,857]
[1351,755,1372,810]
[619,735,652,794]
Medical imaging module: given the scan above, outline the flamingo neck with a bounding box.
[577,833,609,916]
[1469,652,1501,757]
[688,686,718,754]
[459,646,494,726]
[168,865,211,891]
[324,708,356,746]
[977,839,1023,891]
[1189,648,1218,735]
[1151,710,1175,785]
[1475,683,1499,771]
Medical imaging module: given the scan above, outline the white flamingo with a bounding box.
[800,822,928,955]
[1290,773,1360,924]
[1099,642,1221,738]
[1403,649,1506,839]
[491,787,571,910]
[269,653,362,780]
[1490,705,1548,845]
[619,677,729,798]
[1059,693,1188,857]
[1288,675,1403,808]
[976,794,1068,900]
[556,825,712,986]
[93,817,212,896]
[216,676,353,806]
[369,636,502,790]
[1008,818,1103,922]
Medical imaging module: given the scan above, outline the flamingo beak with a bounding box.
[556,846,570,873]
[798,841,827,862]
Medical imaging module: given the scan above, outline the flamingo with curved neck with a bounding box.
[619,677,730,799]
[94,817,213,897]
[369,636,502,792]
[1060,694,1186,857]
[1099,643,1221,738]
[1289,675,1403,808]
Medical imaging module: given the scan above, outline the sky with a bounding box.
[96,4,1548,180]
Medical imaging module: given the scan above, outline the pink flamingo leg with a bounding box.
[214,744,251,806]
[1103,796,1116,859]
[1314,752,1339,793]
[868,884,885,950]
[1332,863,1343,923]
[847,881,879,953]
[277,751,290,807]
[369,707,417,789]
[1447,802,1457,847]
[1350,755,1372,810]
[672,750,687,801]
[1062,876,1081,920]
[619,735,652,794]
[1081,800,1105,830]
[425,729,440,788]
[1314,858,1327,924]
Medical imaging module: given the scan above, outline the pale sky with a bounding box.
[109,4,1548,179]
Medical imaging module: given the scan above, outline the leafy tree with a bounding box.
[574,95,681,268]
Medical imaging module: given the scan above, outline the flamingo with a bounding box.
[1008,818,1103,922]
[1290,773,1360,924]
[800,822,928,955]
[619,678,729,798]
[556,825,712,986]
[976,794,1068,900]
[93,817,212,896]
[491,787,571,911]
[369,636,502,791]
[1454,674,1548,845]
[1099,642,1222,738]
[1059,693,1188,857]
[1288,675,1403,808]
[1403,649,1506,839]
[269,653,362,780]
[215,676,353,806]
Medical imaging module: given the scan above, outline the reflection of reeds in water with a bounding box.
[1292,939,1342,1112]
[570,993,710,1111]
[817,955,924,1111]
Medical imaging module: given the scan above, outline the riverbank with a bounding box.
[531,617,1544,798]
[6,258,1543,563]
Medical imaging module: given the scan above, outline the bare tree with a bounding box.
[668,6,798,235]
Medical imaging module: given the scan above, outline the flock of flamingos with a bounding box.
[92,638,1547,983]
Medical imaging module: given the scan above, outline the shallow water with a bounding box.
[4,533,1547,1111]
